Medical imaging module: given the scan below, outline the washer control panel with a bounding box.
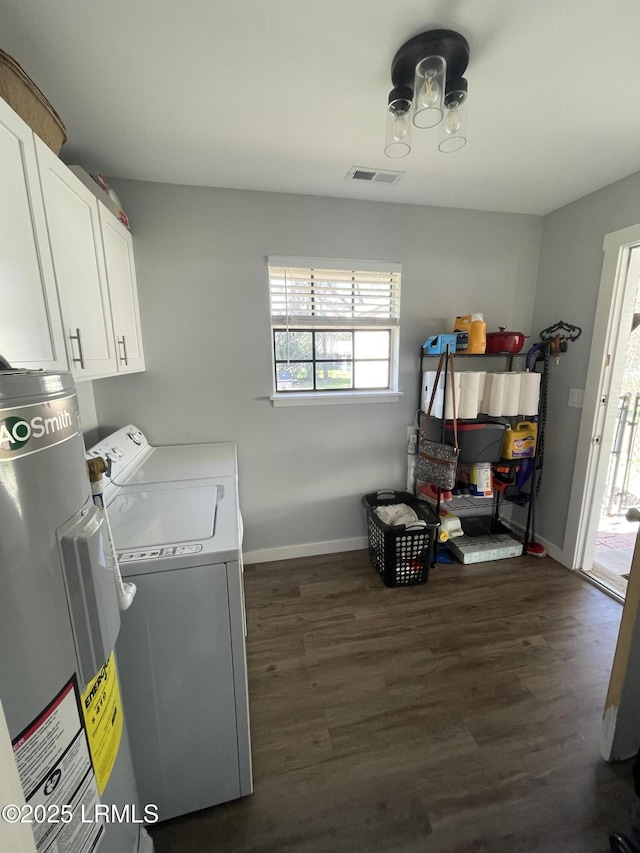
[86,425,148,484]
[118,544,204,563]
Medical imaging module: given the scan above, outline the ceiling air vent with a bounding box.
[346,166,405,185]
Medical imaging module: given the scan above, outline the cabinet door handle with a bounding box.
[118,335,128,366]
[69,328,85,369]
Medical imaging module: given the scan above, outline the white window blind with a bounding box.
[268,257,401,328]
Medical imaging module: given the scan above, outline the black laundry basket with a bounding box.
[362,490,440,587]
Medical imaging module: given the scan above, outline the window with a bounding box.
[268,257,402,405]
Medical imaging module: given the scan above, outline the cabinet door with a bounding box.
[98,204,145,373]
[0,98,67,370]
[35,137,117,379]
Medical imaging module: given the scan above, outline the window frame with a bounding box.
[268,257,403,407]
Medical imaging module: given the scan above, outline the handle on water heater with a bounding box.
[87,456,137,611]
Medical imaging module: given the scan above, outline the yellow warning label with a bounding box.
[81,652,123,794]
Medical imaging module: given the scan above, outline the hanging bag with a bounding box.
[415,352,460,489]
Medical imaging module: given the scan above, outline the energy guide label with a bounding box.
[12,677,104,853]
[81,653,123,795]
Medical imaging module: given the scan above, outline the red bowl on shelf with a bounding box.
[485,327,529,353]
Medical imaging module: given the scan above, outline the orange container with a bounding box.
[468,313,486,354]
[453,314,472,333]
[453,315,472,352]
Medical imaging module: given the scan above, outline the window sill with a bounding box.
[270,390,403,407]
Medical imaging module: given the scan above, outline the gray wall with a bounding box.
[92,182,542,560]
[532,171,640,560]
[76,380,99,448]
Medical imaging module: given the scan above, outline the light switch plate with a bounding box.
[568,388,584,408]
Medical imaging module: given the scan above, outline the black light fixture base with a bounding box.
[388,85,413,112]
[391,29,469,91]
[444,77,468,105]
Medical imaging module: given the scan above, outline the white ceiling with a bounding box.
[2,0,640,215]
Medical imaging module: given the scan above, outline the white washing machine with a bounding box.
[86,426,252,823]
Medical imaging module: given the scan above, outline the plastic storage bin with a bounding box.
[362,490,440,587]
[444,419,507,463]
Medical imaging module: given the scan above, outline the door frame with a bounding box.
[565,224,640,571]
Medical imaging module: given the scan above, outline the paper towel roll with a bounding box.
[423,370,460,419]
[434,391,444,419]
[476,372,487,409]
[479,373,492,414]
[438,368,537,418]
[458,372,482,419]
[444,380,461,420]
[422,372,436,413]
[488,373,505,416]
[518,371,541,416]
[502,372,522,417]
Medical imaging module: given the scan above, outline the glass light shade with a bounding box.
[384,96,412,158]
[412,56,445,128]
[438,94,467,152]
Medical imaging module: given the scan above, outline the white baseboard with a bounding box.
[534,534,567,566]
[497,515,568,567]
[243,528,569,569]
[243,536,368,566]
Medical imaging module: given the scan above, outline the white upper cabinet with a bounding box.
[0,96,145,380]
[35,136,118,379]
[0,97,67,370]
[98,204,145,373]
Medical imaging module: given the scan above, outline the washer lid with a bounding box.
[108,484,218,548]
[113,442,237,483]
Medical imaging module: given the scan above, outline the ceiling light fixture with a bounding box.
[385,29,470,158]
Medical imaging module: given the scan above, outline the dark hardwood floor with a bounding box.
[151,550,636,853]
